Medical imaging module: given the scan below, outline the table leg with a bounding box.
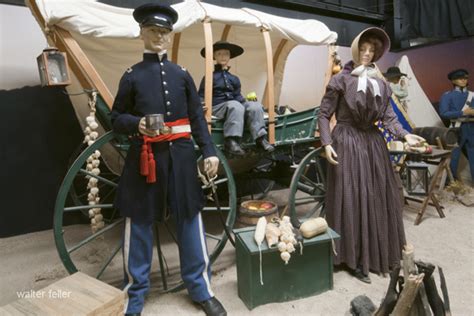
[415,158,448,225]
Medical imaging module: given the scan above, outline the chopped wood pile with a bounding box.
[350,244,451,316]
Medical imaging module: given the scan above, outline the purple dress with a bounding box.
[318,61,408,275]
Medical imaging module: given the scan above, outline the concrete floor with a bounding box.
[0,189,473,315]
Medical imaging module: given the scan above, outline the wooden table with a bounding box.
[390,148,452,225]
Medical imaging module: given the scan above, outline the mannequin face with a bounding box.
[140,25,171,52]
[213,49,231,67]
[452,77,468,88]
[359,41,375,66]
[388,76,401,84]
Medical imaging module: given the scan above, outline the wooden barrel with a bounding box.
[237,200,278,226]
[412,127,458,146]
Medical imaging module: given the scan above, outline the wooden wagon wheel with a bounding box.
[54,132,237,289]
[288,147,327,227]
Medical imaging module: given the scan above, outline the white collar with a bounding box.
[351,64,380,96]
[454,86,468,93]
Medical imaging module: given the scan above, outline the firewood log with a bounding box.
[416,261,445,316]
[438,266,451,316]
[391,273,425,316]
[374,266,401,316]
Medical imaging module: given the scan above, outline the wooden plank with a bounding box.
[1,272,124,315]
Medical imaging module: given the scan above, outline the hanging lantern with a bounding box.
[37,47,71,87]
[406,162,429,196]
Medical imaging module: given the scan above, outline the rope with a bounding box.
[83,91,104,233]
[196,0,210,22]
[241,8,267,30]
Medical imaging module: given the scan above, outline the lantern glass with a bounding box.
[406,162,429,196]
[37,48,70,87]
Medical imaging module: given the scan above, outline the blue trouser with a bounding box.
[213,100,267,140]
[122,213,213,314]
[450,123,474,182]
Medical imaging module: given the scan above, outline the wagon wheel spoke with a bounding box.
[78,169,118,188]
[205,233,223,241]
[289,148,327,226]
[64,204,114,213]
[96,242,122,280]
[202,206,231,212]
[67,218,124,254]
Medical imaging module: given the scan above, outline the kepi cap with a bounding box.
[133,3,178,31]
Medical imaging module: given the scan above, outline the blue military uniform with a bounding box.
[439,86,474,182]
[111,4,219,315]
[198,64,267,141]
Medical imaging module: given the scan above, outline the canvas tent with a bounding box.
[26,0,337,132]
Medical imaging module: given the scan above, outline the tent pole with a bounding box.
[261,28,275,144]
[221,25,231,41]
[203,19,214,131]
[26,0,114,109]
[171,33,181,64]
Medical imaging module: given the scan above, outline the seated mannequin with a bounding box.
[198,41,274,156]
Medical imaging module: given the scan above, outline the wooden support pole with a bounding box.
[221,25,231,41]
[203,19,214,131]
[27,0,114,109]
[261,28,275,144]
[171,32,181,64]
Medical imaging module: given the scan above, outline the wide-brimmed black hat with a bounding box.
[383,66,407,79]
[447,68,469,81]
[200,41,244,59]
[133,3,178,31]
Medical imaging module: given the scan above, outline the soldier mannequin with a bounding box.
[439,69,474,182]
[111,4,226,316]
[383,66,409,110]
[198,41,274,156]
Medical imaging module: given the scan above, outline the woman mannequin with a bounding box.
[318,28,424,283]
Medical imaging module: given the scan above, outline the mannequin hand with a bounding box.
[204,156,219,178]
[324,145,338,165]
[404,134,425,147]
[139,117,158,137]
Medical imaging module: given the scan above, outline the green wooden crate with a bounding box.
[234,226,340,310]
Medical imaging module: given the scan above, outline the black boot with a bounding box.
[353,267,371,284]
[195,297,227,316]
[256,136,275,152]
[224,137,245,156]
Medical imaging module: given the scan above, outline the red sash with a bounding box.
[140,118,191,183]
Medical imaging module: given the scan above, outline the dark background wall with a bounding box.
[0,87,83,237]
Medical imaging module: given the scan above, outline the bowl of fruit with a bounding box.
[238,200,278,226]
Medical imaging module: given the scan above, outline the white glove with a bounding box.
[138,117,158,137]
[204,156,219,178]
[404,134,425,147]
[324,145,338,165]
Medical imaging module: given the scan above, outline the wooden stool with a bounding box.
[0,272,124,315]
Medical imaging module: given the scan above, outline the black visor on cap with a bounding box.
[141,14,173,30]
[133,3,178,31]
[448,68,469,81]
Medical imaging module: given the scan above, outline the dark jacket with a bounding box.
[111,53,216,221]
[198,64,246,106]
